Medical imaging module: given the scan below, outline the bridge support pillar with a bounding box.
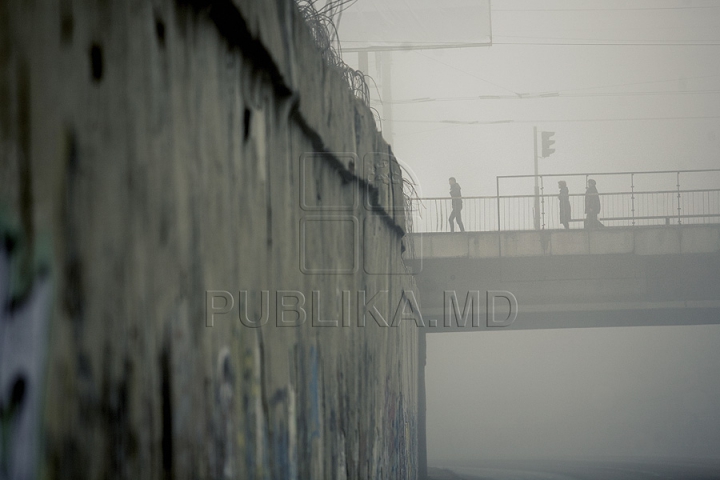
[418,330,428,479]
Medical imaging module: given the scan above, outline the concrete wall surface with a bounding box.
[0,0,419,478]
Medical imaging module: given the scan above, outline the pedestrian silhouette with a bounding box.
[584,179,604,229]
[448,177,465,232]
[558,180,571,229]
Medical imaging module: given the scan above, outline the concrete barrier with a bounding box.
[0,0,419,477]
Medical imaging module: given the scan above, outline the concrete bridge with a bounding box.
[410,224,720,479]
[409,224,720,331]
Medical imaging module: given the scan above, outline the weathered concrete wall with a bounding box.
[0,0,419,478]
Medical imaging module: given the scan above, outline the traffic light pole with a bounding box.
[533,126,540,230]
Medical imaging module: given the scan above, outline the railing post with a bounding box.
[677,171,682,225]
[496,177,501,233]
[630,173,635,226]
[540,176,546,229]
[533,126,540,230]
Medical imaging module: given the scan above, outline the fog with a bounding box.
[331,0,720,468]
[338,0,720,198]
[426,326,720,463]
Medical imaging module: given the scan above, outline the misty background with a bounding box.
[426,326,720,463]
[339,0,720,197]
[332,0,720,466]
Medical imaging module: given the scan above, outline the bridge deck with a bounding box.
[409,224,720,259]
[406,225,720,332]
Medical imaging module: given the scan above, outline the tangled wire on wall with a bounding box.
[294,1,419,239]
[295,0,371,105]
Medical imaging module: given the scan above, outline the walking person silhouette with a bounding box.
[448,177,465,232]
[558,180,571,229]
[584,179,603,229]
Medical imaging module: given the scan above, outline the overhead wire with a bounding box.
[380,89,720,105]
[492,41,720,46]
[410,50,521,97]
[493,5,720,12]
[490,3,720,45]
[391,115,720,125]
[556,74,720,94]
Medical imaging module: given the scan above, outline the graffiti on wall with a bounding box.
[0,219,52,480]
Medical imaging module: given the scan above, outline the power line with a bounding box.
[560,89,720,98]
[378,73,720,104]
[340,42,492,52]
[381,89,720,104]
[343,40,720,48]
[494,34,720,43]
[394,125,457,138]
[492,41,720,46]
[391,115,720,125]
[383,51,720,98]
[410,50,521,97]
[493,6,720,12]
[559,74,720,94]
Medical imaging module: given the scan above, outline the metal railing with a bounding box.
[407,169,720,233]
[407,196,498,233]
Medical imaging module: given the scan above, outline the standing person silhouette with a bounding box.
[558,180,571,229]
[584,179,603,229]
[448,177,465,232]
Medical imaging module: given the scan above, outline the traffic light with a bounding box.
[541,131,555,158]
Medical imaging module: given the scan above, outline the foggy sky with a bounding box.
[336,0,720,467]
[341,0,720,198]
